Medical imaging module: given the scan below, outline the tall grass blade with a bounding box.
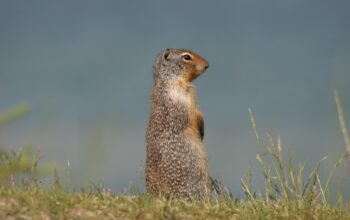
[334,89,350,155]
[0,102,31,128]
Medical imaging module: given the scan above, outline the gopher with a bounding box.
[145,48,210,200]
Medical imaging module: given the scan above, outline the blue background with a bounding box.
[1,0,349,198]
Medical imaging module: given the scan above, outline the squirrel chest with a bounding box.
[167,79,204,141]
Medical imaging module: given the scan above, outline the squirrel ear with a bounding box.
[163,48,170,61]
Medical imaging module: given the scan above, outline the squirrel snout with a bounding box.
[196,62,209,73]
[201,58,209,71]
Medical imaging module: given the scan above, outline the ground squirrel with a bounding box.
[146,48,210,200]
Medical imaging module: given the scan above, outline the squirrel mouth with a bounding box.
[196,64,208,73]
[190,64,208,80]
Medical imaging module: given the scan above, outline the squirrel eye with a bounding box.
[182,54,192,61]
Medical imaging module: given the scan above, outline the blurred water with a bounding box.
[0,0,350,198]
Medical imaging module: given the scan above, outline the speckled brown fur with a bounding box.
[146,48,210,200]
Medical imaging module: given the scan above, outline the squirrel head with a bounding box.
[153,48,209,82]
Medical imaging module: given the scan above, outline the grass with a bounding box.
[0,186,349,219]
[0,92,349,219]
[0,102,31,128]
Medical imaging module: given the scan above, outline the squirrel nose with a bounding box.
[204,63,209,70]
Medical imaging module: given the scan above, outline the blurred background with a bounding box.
[0,0,349,198]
